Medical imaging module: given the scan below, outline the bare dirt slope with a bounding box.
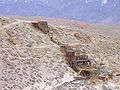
[0,16,120,90]
[11,16,120,38]
[0,17,74,90]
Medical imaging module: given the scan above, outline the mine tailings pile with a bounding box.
[31,21,119,85]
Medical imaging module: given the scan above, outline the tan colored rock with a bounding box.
[74,32,91,44]
[0,17,16,27]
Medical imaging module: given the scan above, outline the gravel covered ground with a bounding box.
[0,17,120,90]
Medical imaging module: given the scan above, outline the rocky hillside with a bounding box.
[0,17,120,90]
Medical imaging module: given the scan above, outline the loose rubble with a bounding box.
[0,17,120,90]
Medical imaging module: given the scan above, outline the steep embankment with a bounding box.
[49,26,120,71]
[0,17,74,90]
[0,17,120,90]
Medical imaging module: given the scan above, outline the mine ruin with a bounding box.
[60,45,117,84]
[32,21,49,34]
[60,45,97,80]
[31,21,118,85]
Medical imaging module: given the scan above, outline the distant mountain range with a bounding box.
[0,0,120,23]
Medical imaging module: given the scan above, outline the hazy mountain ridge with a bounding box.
[0,0,120,23]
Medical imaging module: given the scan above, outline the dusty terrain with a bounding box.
[0,16,120,90]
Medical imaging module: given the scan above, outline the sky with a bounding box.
[0,0,120,23]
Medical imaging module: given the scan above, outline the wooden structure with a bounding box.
[32,21,49,34]
[64,48,97,79]
[75,55,91,66]
[65,49,76,70]
[62,46,115,84]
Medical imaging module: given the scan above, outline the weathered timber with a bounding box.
[32,21,49,34]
